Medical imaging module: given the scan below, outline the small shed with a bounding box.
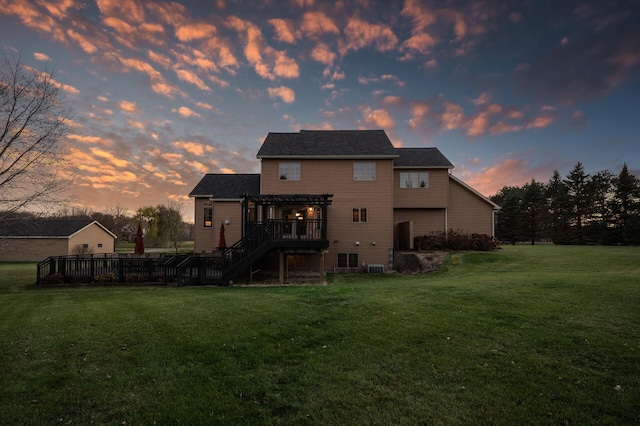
[0,220,117,261]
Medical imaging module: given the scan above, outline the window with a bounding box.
[82,244,89,249]
[204,201,213,227]
[338,253,359,268]
[353,162,376,181]
[98,243,103,248]
[352,208,367,223]
[279,162,300,180]
[400,172,429,188]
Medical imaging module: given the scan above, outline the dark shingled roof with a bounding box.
[257,130,398,158]
[189,174,260,198]
[0,219,97,237]
[394,148,454,168]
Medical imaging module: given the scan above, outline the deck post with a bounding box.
[320,250,325,284]
[279,251,284,285]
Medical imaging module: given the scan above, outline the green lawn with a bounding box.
[1,246,639,425]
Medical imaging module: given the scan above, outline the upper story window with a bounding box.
[354,162,376,181]
[203,201,213,227]
[400,172,429,188]
[279,162,300,181]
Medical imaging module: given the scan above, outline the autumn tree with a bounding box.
[0,49,71,220]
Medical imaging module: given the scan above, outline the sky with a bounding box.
[1,0,639,222]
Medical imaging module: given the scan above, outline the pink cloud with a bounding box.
[95,0,145,24]
[462,158,529,196]
[33,52,51,61]
[300,11,339,38]
[362,107,396,128]
[171,106,202,118]
[175,22,217,42]
[119,100,137,114]
[340,18,398,55]
[268,86,296,104]
[269,18,299,44]
[229,16,299,80]
[175,69,211,91]
[311,42,336,66]
[172,141,214,156]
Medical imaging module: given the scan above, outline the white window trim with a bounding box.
[400,172,429,188]
[279,162,301,181]
[353,162,376,181]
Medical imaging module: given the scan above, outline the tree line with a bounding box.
[490,163,640,245]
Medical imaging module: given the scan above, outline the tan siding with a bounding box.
[448,177,495,235]
[394,169,449,208]
[193,197,215,253]
[193,197,244,253]
[68,223,115,255]
[214,202,243,248]
[0,238,67,261]
[393,209,446,248]
[262,158,394,269]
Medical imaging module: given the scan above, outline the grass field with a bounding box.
[1,246,638,425]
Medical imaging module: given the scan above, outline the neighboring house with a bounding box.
[189,130,499,281]
[0,220,117,261]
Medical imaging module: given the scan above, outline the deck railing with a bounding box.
[36,254,183,284]
[37,219,329,286]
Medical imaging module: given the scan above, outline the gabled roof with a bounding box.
[394,148,453,168]
[0,220,117,238]
[257,130,398,159]
[189,173,260,198]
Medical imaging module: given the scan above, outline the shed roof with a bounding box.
[189,173,260,198]
[257,130,398,158]
[394,148,453,168]
[0,220,116,238]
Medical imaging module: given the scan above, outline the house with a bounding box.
[0,220,117,261]
[188,130,499,283]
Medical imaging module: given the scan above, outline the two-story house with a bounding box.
[188,130,498,284]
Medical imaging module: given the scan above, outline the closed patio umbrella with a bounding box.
[134,224,144,255]
[218,222,227,250]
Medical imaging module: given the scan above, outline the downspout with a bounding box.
[492,209,496,237]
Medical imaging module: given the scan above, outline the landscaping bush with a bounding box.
[414,229,499,251]
[39,273,64,285]
[125,273,146,283]
[94,272,118,283]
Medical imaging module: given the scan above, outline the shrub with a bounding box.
[414,229,499,251]
[94,272,118,283]
[125,273,146,283]
[39,273,64,285]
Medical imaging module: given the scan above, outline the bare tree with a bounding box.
[0,49,71,220]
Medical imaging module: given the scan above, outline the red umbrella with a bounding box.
[134,224,145,255]
[218,222,227,250]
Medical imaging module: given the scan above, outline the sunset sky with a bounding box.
[1,0,639,222]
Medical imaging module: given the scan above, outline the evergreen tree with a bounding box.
[563,162,592,243]
[491,186,524,244]
[611,163,640,245]
[547,170,570,244]
[521,179,549,244]
[589,170,614,243]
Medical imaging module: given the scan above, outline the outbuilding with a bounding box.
[0,220,117,261]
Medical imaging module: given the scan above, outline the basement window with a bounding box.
[338,253,359,268]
